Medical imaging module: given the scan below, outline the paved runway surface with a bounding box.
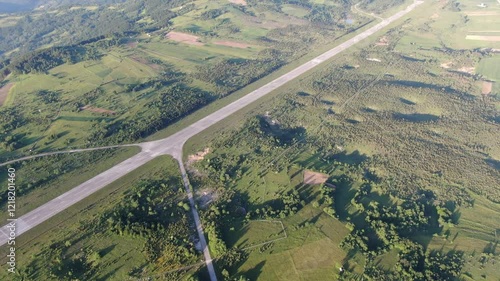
[0,2,423,279]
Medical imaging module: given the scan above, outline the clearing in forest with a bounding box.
[440,61,452,69]
[375,36,389,46]
[166,31,203,46]
[0,82,13,106]
[187,148,210,165]
[482,81,493,95]
[457,66,475,74]
[303,170,329,185]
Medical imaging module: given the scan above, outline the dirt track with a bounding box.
[0,82,13,106]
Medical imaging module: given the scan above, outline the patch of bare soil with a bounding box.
[129,56,162,70]
[188,148,210,165]
[229,0,247,6]
[187,148,210,177]
[375,36,389,46]
[440,61,452,69]
[482,81,493,95]
[130,55,148,64]
[0,82,13,106]
[80,105,116,115]
[263,21,286,29]
[456,66,475,75]
[166,31,203,46]
[214,41,252,48]
[303,170,329,185]
[127,41,138,48]
[466,35,500,42]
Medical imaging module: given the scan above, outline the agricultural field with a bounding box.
[477,55,500,94]
[0,156,203,280]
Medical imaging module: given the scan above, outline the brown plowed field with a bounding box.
[166,31,203,46]
[303,170,329,185]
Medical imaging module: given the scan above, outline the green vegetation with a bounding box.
[359,0,406,15]
[1,0,498,280]
[0,0,370,161]
[0,156,205,281]
[182,0,499,279]
[477,55,500,93]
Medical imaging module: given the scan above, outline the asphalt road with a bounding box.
[0,144,138,167]
[0,2,423,279]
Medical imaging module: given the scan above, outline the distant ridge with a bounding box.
[0,0,38,13]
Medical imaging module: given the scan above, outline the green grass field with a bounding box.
[191,139,367,279]
[225,220,285,249]
[235,209,354,281]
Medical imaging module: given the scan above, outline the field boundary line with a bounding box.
[240,220,288,251]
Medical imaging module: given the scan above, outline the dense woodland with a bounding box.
[0,0,190,59]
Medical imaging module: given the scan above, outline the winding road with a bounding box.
[353,3,385,21]
[0,2,423,280]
